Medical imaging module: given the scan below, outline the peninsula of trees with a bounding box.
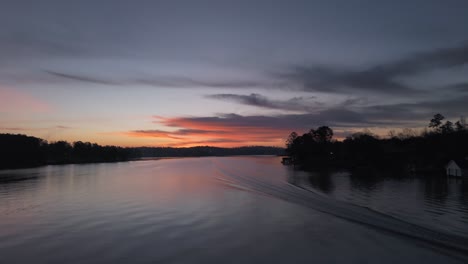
[285,114,468,174]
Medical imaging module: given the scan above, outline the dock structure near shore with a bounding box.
[446,159,468,178]
[281,157,293,165]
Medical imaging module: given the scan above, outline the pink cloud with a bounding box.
[124,115,291,147]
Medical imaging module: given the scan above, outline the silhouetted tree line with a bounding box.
[0,133,285,169]
[136,146,284,157]
[0,134,133,169]
[286,114,468,174]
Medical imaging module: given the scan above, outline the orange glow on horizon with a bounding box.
[121,116,293,147]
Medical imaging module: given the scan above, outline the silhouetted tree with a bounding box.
[0,134,46,169]
[284,114,468,172]
[402,128,418,139]
[455,121,465,131]
[47,141,73,163]
[387,130,397,139]
[440,121,454,134]
[283,127,335,166]
[312,126,334,143]
[286,132,298,154]
[429,113,444,132]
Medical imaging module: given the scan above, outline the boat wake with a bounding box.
[212,158,468,260]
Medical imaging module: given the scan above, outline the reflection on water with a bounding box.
[307,170,335,194]
[287,167,468,237]
[0,157,467,263]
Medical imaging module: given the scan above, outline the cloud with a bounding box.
[277,42,468,94]
[141,78,264,89]
[206,93,320,112]
[125,90,468,147]
[44,70,119,85]
[55,125,72,129]
[162,139,243,148]
[163,95,468,132]
[42,69,267,89]
[127,128,230,140]
[126,125,284,147]
[126,114,296,147]
[278,65,415,94]
[449,83,468,93]
[365,95,468,120]
[0,127,24,131]
[159,111,388,134]
[0,125,72,132]
[21,41,468,97]
[390,42,468,74]
[142,111,382,144]
[206,93,375,114]
[125,110,384,147]
[127,130,183,140]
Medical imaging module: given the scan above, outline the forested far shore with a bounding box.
[0,134,134,169]
[285,114,468,174]
[0,134,284,170]
[137,146,284,157]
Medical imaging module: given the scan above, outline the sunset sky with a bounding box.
[1,0,468,147]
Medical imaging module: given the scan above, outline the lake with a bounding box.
[1,156,467,263]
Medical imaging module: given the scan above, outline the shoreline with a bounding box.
[0,155,281,171]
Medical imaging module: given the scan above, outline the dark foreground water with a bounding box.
[1,156,468,263]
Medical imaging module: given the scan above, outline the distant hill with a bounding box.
[135,146,285,158]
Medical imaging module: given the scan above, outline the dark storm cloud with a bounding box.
[279,42,468,94]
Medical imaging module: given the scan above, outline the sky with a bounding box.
[1,0,468,147]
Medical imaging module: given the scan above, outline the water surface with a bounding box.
[1,156,467,263]
[287,167,468,237]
